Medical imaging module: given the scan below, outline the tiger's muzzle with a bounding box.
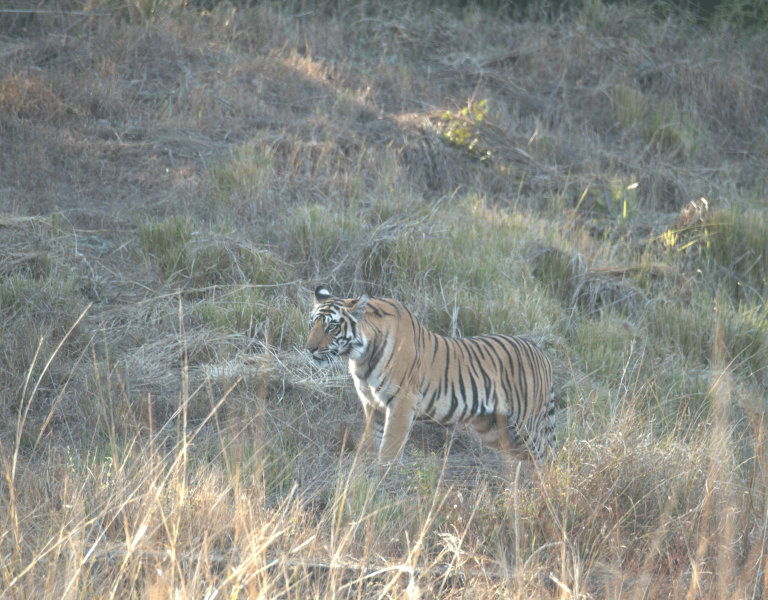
[306,345,333,367]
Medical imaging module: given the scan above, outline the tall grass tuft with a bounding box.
[139,216,289,289]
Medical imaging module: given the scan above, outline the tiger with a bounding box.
[305,286,556,463]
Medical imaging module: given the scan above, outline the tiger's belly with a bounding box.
[419,385,494,426]
[353,367,492,426]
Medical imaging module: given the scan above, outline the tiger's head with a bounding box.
[306,286,369,367]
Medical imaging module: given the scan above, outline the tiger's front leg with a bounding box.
[378,395,418,462]
[353,377,385,455]
[360,401,386,455]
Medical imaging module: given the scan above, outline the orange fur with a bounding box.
[306,287,556,463]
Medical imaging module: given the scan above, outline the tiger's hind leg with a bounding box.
[491,414,516,455]
[471,415,522,456]
[471,414,527,480]
[516,411,555,463]
[500,387,557,464]
[517,426,545,463]
[470,415,502,449]
[474,414,544,463]
[516,388,558,463]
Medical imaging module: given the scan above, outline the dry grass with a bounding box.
[1,1,768,598]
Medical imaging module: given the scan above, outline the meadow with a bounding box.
[1,1,768,597]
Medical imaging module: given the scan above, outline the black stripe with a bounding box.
[458,338,481,417]
[487,335,520,418]
[504,339,528,418]
[444,381,458,422]
[364,336,386,380]
[476,337,504,413]
[456,351,468,422]
[425,388,440,417]
[443,336,451,394]
[468,364,479,417]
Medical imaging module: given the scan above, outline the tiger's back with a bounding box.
[306,287,556,462]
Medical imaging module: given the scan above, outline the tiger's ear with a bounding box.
[348,294,369,322]
[314,285,332,305]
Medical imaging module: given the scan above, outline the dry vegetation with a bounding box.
[1,0,768,597]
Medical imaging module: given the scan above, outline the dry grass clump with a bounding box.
[0,49,129,125]
[139,215,289,289]
[610,82,648,132]
[664,201,768,304]
[529,247,650,317]
[196,287,305,347]
[700,209,768,298]
[644,100,702,161]
[648,295,768,389]
[0,216,90,435]
[659,43,768,128]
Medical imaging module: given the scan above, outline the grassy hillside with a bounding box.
[1,1,767,597]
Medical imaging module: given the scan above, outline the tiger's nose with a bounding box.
[306,345,318,354]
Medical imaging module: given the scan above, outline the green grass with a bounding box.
[573,314,637,382]
[140,216,289,289]
[644,99,702,159]
[139,214,195,281]
[702,208,768,298]
[362,201,528,298]
[333,467,412,536]
[0,271,86,402]
[210,141,277,215]
[611,82,648,130]
[287,203,366,269]
[196,287,306,347]
[529,246,576,305]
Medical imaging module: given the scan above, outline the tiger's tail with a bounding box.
[542,385,557,461]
